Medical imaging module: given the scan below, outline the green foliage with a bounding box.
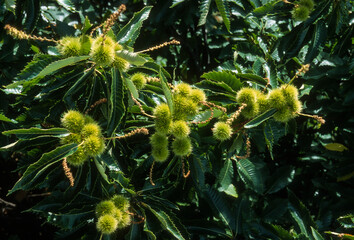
[0,0,353,239]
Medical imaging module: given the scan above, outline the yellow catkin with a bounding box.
[4,24,58,43]
[85,98,108,115]
[190,101,214,125]
[62,158,75,187]
[204,101,227,113]
[127,210,145,224]
[130,94,155,118]
[102,4,127,36]
[108,128,149,140]
[226,103,247,125]
[233,136,251,160]
[146,77,160,83]
[181,158,190,178]
[149,160,156,186]
[136,39,180,54]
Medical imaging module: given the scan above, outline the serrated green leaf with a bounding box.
[116,6,153,46]
[288,189,317,237]
[37,56,89,78]
[63,67,95,108]
[2,127,69,139]
[146,206,187,240]
[218,159,233,189]
[218,159,238,198]
[338,215,354,229]
[203,186,234,230]
[0,113,17,123]
[0,136,58,152]
[94,158,109,183]
[107,68,125,136]
[266,166,295,194]
[81,16,92,34]
[236,158,264,194]
[215,0,231,32]
[253,0,281,16]
[5,0,16,13]
[116,50,147,66]
[170,0,186,8]
[201,70,242,91]
[46,207,93,229]
[198,0,212,26]
[124,75,139,99]
[311,227,325,240]
[244,109,277,128]
[235,73,268,85]
[17,55,61,81]
[159,69,174,114]
[196,79,235,94]
[9,143,78,194]
[267,224,294,240]
[305,20,327,63]
[263,61,278,88]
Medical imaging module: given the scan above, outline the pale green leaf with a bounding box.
[198,0,212,26]
[116,50,147,66]
[37,56,89,78]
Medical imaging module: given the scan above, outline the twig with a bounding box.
[27,192,51,198]
[0,197,16,207]
[297,112,325,124]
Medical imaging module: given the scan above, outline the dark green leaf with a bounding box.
[215,0,231,32]
[9,143,78,194]
[2,127,69,139]
[116,6,153,46]
[235,73,268,85]
[236,158,264,194]
[253,0,281,16]
[311,227,325,240]
[201,70,242,91]
[288,189,317,237]
[107,68,125,136]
